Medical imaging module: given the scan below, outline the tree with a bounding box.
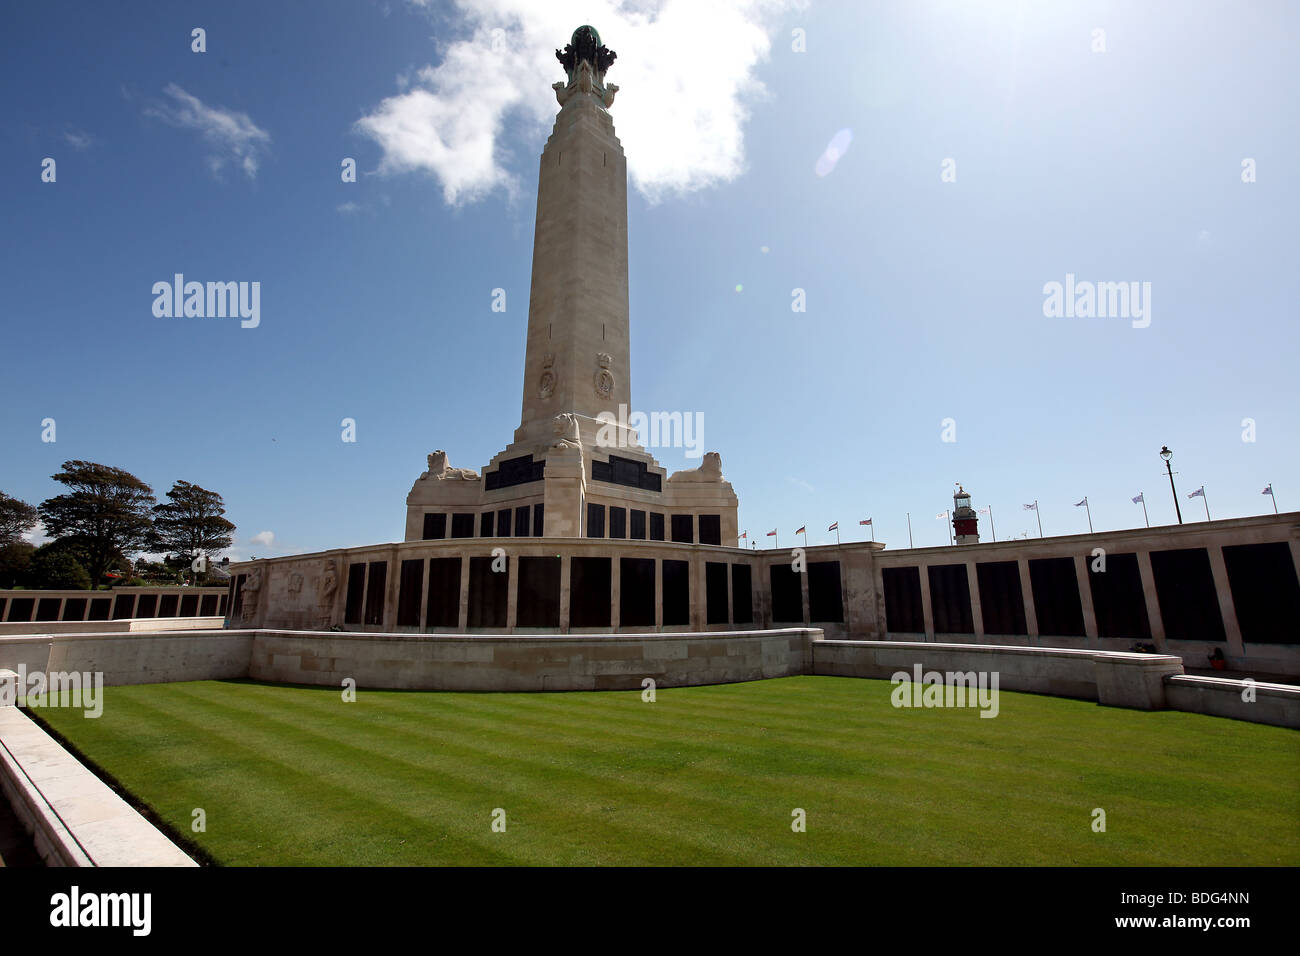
[0,491,39,546]
[0,541,35,588]
[26,544,92,590]
[149,481,236,581]
[38,461,156,588]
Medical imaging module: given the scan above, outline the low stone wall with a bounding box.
[44,632,254,686]
[1164,675,1300,729]
[0,628,1294,728]
[0,616,224,636]
[811,640,1112,702]
[249,628,815,692]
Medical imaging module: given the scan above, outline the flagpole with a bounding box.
[1085,497,1093,533]
[1203,488,1210,521]
[835,525,840,545]
[1141,496,1149,527]
[802,528,808,548]
[989,505,996,541]
[1268,485,1278,513]
[1035,500,1043,537]
[946,510,952,546]
[906,512,912,548]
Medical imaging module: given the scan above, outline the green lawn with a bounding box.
[30,676,1300,866]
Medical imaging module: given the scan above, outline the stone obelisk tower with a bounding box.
[406,26,738,544]
[513,25,633,451]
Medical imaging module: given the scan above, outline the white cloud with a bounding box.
[63,129,93,151]
[146,83,271,179]
[249,530,276,548]
[22,522,52,547]
[359,0,798,204]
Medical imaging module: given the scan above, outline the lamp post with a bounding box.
[1160,445,1182,525]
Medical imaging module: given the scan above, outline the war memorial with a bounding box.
[219,27,1300,686]
[0,25,1296,885]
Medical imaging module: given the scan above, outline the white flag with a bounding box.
[1074,498,1087,507]
[935,512,947,520]
[1262,484,1272,495]
[1188,486,1205,498]
[1132,493,1144,504]
[1023,503,1037,511]
[978,507,989,515]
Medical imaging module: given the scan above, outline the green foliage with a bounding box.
[0,541,36,588]
[150,480,235,569]
[38,461,156,587]
[26,544,92,589]
[0,491,39,546]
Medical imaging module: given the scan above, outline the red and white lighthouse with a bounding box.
[953,484,979,545]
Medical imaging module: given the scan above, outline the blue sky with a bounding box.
[1,0,1295,559]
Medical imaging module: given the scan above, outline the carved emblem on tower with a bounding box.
[594,352,615,398]
[538,352,556,399]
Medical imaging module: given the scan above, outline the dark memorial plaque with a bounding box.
[398,558,424,627]
[620,557,655,627]
[1150,548,1226,642]
[571,557,612,628]
[731,563,753,624]
[586,503,605,538]
[517,556,561,627]
[1088,552,1150,639]
[662,559,690,626]
[630,509,646,540]
[699,515,721,547]
[514,505,531,537]
[977,561,1027,636]
[159,594,179,617]
[480,511,494,537]
[344,563,366,624]
[364,561,388,626]
[591,455,661,492]
[497,509,512,537]
[1029,557,1085,637]
[89,597,111,621]
[62,597,87,621]
[422,513,447,540]
[706,561,729,624]
[200,594,218,616]
[426,557,461,628]
[180,594,199,617]
[808,561,844,623]
[484,455,545,490]
[650,512,665,541]
[928,564,973,635]
[609,507,626,539]
[770,564,803,623]
[36,598,60,622]
[113,594,136,619]
[671,514,693,544]
[451,513,475,539]
[1222,542,1300,644]
[468,556,508,628]
[7,598,34,622]
[533,503,545,536]
[135,594,158,619]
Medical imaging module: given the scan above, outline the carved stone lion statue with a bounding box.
[668,451,723,482]
[551,413,581,449]
[423,449,479,481]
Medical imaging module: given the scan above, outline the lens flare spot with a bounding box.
[815,128,853,177]
[734,284,743,292]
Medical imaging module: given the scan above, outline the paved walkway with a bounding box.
[0,708,195,866]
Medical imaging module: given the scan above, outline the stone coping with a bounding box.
[1166,674,1300,695]
[817,638,1183,665]
[0,707,195,867]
